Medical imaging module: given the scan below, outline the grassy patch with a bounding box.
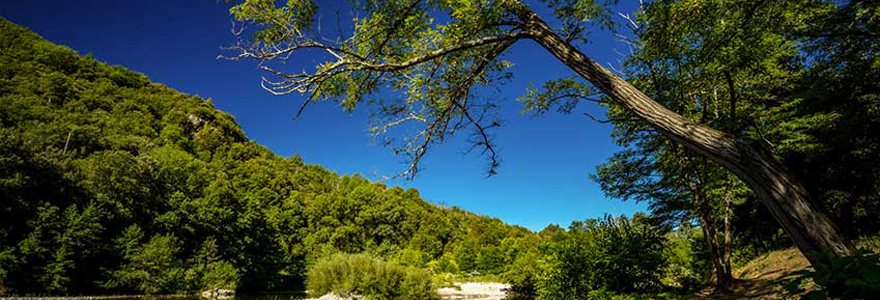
[306,253,437,300]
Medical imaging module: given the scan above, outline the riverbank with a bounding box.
[437,282,510,300]
[5,282,514,300]
[301,282,512,300]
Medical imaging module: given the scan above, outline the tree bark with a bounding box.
[501,0,852,267]
[676,147,733,291]
[697,197,732,291]
[723,180,734,286]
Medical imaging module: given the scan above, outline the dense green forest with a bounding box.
[3,0,880,298]
[0,20,684,299]
[0,17,749,299]
[0,18,542,295]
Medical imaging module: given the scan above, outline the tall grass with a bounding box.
[307,253,437,300]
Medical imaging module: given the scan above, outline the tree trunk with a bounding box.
[703,201,734,291]
[501,0,852,267]
[692,174,733,291]
[697,199,732,291]
[723,180,734,285]
[676,147,733,291]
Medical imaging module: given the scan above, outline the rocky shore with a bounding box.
[304,282,511,300]
[437,282,510,300]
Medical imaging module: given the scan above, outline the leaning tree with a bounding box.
[220,0,851,267]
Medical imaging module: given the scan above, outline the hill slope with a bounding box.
[0,18,530,295]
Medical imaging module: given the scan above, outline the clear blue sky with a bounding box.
[1,0,647,231]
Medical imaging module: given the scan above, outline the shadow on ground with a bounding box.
[676,248,811,300]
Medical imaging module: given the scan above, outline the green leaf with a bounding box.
[863,267,880,284]
[845,278,868,287]
[803,290,828,300]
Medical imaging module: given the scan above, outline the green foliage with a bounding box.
[306,253,437,300]
[426,253,459,274]
[660,227,708,292]
[536,215,667,299]
[503,250,543,296]
[494,215,669,299]
[198,261,241,290]
[589,0,880,292]
[108,234,186,294]
[519,76,598,115]
[9,0,879,296]
[221,0,880,295]
[0,18,534,295]
[219,0,619,177]
[784,249,880,300]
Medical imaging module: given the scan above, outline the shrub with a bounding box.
[306,253,437,300]
[503,251,543,296]
[426,253,459,274]
[108,232,186,294]
[784,249,880,299]
[661,229,707,292]
[536,215,667,300]
[200,261,240,290]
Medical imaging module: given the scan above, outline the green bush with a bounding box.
[536,215,667,300]
[306,253,438,300]
[660,229,706,292]
[426,253,459,274]
[784,249,880,300]
[200,261,240,290]
[503,251,543,296]
[108,232,186,294]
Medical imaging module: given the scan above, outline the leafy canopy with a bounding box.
[222,0,615,178]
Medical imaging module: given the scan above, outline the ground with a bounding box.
[675,248,811,300]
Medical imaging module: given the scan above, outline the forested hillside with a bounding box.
[5,0,880,297]
[0,18,533,295]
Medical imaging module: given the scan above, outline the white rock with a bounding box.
[304,292,361,300]
[436,282,510,298]
[201,288,236,299]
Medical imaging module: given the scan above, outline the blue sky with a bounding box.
[1,0,647,231]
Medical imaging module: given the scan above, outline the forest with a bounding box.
[2,0,880,299]
[0,17,677,298]
[0,18,539,294]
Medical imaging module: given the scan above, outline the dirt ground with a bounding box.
[675,248,811,300]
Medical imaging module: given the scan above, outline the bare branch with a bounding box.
[380,39,516,180]
[372,114,429,135]
[584,112,613,123]
[617,12,639,32]
[350,32,529,72]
